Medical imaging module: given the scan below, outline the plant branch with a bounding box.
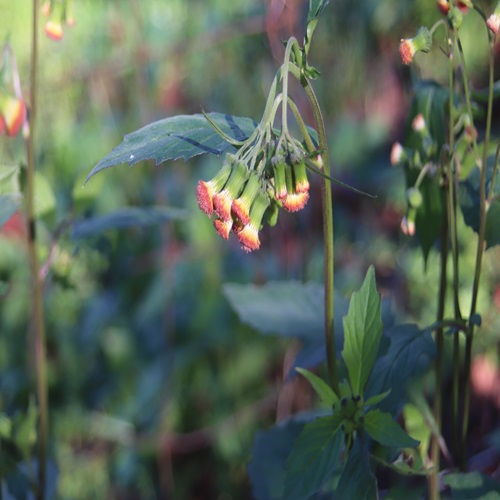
[26,1,48,497]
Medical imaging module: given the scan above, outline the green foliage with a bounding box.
[444,472,500,499]
[295,367,339,407]
[363,409,419,448]
[86,113,256,183]
[283,415,343,500]
[342,266,383,396]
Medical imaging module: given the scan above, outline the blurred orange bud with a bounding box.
[44,20,64,41]
[0,93,27,137]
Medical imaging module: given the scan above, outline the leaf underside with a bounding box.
[86,113,258,183]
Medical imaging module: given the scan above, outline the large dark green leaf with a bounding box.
[86,113,257,183]
[247,418,307,500]
[444,472,500,499]
[283,414,344,500]
[364,324,435,415]
[335,439,377,499]
[71,206,188,239]
[222,281,348,341]
[460,159,500,248]
[342,266,383,395]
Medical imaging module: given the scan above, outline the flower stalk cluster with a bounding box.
[196,39,317,252]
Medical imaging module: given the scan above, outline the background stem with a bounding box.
[26,1,48,497]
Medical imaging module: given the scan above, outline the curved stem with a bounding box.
[26,1,48,498]
[290,64,339,395]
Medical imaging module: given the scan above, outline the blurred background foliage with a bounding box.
[0,0,499,497]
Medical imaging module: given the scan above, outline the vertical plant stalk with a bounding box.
[26,1,48,497]
[430,196,448,500]
[458,32,494,471]
[298,73,339,395]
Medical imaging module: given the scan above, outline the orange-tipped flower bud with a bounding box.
[213,160,248,221]
[272,156,287,200]
[411,113,426,132]
[231,172,262,225]
[196,159,232,217]
[44,20,64,41]
[282,191,309,212]
[0,91,27,137]
[390,142,407,166]
[237,190,270,252]
[437,0,450,15]
[214,218,233,240]
[399,27,432,65]
[291,156,310,193]
[400,215,416,236]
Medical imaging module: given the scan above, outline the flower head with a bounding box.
[41,1,52,16]
[400,215,416,236]
[0,91,27,137]
[237,190,270,252]
[291,155,310,193]
[282,191,309,212]
[44,20,64,41]
[213,160,248,221]
[411,113,426,132]
[272,156,287,200]
[399,27,432,65]
[390,142,407,166]
[437,0,450,15]
[213,218,233,240]
[231,172,263,225]
[196,159,232,216]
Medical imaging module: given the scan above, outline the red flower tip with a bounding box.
[0,115,6,136]
[196,180,216,216]
[457,1,470,14]
[231,198,251,225]
[214,218,233,240]
[411,113,426,132]
[282,191,309,212]
[237,224,261,252]
[213,190,233,221]
[436,0,450,15]
[487,13,500,35]
[66,17,76,28]
[44,20,64,41]
[390,142,405,166]
[399,39,415,65]
[400,216,416,236]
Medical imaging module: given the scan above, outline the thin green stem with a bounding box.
[430,193,448,500]
[289,64,339,395]
[26,2,48,498]
[460,31,495,472]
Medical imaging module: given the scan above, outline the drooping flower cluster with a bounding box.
[42,0,75,41]
[196,139,312,252]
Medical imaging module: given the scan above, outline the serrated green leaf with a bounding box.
[444,472,500,499]
[364,409,419,448]
[342,266,383,395]
[86,113,257,183]
[222,281,348,341]
[364,389,391,407]
[71,206,188,239]
[283,415,344,500]
[296,368,339,407]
